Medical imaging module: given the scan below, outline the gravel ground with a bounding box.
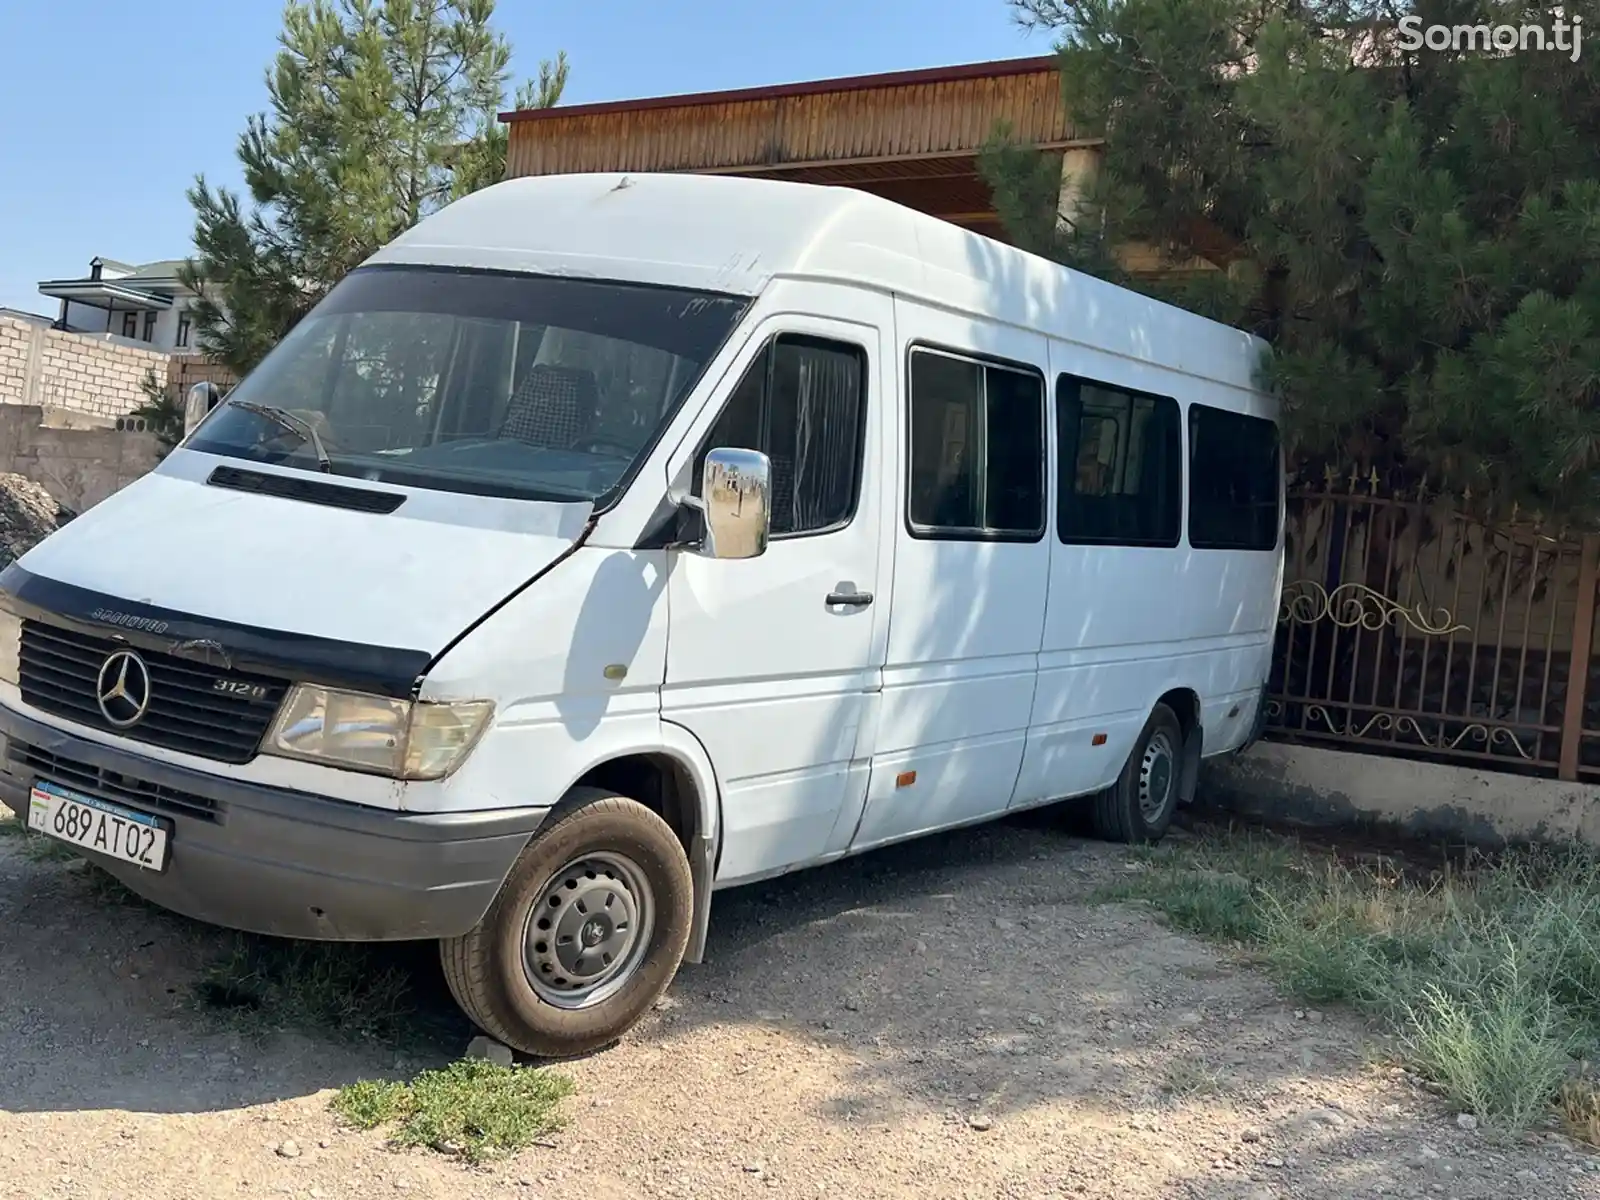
[2,810,1597,1200]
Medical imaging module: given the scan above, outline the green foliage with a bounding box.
[1401,952,1576,1130]
[129,368,187,456]
[987,0,1600,522]
[192,934,419,1044]
[1095,865,1266,941]
[1107,830,1600,1129]
[0,809,79,863]
[183,0,567,376]
[333,1077,411,1128]
[449,53,569,199]
[332,1058,575,1163]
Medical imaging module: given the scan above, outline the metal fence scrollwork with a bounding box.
[1278,580,1469,638]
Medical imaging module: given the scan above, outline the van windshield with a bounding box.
[185,265,750,503]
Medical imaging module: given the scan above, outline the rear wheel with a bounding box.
[440,788,693,1058]
[1091,704,1184,844]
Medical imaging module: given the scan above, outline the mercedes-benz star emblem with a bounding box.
[96,649,152,728]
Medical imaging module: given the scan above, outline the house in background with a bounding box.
[497,55,1227,281]
[38,257,201,353]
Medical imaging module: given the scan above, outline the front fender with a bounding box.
[658,718,721,965]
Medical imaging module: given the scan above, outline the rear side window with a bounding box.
[695,333,867,537]
[1057,375,1181,547]
[1187,404,1280,551]
[906,348,1045,540]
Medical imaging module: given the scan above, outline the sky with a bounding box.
[0,0,1049,316]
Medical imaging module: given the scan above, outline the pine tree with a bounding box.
[984,0,1600,523]
[449,53,569,199]
[130,369,187,456]
[180,0,567,377]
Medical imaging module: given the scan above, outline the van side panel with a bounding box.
[1177,392,1284,756]
[1013,341,1279,810]
[848,299,1051,850]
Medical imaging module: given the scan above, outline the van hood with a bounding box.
[9,453,593,672]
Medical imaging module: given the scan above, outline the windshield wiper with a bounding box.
[228,400,332,472]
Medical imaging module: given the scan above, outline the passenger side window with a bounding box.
[1057,375,1181,547]
[1187,404,1281,551]
[907,348,1045,539]
[695,334,867,537]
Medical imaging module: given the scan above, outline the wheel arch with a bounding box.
[562,721,721,965]
[1152,686,1204,805]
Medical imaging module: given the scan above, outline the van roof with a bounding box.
[368,172,1265,390]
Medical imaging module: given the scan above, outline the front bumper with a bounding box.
[0,703,548,941]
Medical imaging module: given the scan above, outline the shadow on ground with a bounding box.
[1,803,1330,1121]
[5,805,1588,1199]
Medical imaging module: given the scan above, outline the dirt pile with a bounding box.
[0,473,69,570]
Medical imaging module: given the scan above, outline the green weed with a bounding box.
[332,1058,575,1164]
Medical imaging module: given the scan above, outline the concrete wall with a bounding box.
[1199,741,1600,848]
[0,312,171,420]
[0,404,161,515]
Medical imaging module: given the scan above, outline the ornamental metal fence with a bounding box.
[1265,470,1600,782]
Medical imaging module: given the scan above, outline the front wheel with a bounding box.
[1090,703,1184,844]
[440,788,693,1058]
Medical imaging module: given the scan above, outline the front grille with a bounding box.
[19,620,286,765]
[9,740,219,823]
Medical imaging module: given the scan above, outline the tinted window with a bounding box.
[907,349,1044,539]
[1057,376,1182,547]
[1188,404,1281,550]
[696,334,867,536]
[186,266,748,503]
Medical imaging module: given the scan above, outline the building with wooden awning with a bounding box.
[497,55,1214,277]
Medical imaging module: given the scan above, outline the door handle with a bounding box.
[826,590,874,608]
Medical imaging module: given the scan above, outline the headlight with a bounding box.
[264,685,493,780]
[0,608,20,686]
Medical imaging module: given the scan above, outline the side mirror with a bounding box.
[688,447,770,559]
[184,381,224,437]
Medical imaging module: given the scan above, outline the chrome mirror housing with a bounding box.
[183,381,224,437]
[689,447,770,559]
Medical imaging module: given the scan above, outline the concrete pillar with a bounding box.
[1056,145,1101,235]
[21,324,45,408]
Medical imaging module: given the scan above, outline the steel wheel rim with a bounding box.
[522,851,655,1010]
[1138,729,1177,822]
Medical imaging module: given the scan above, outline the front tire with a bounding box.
[1091,704,1184,844]
[440,788,693,1058]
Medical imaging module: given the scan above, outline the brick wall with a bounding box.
[168,354,238,396]
[0,317,39,408]
[0,313,172,419]
[0,404,162,515]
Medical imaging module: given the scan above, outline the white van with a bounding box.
[0,173,1283,1056]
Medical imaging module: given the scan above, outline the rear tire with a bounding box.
[1091,704,1184,844]
[439,787,693,1059]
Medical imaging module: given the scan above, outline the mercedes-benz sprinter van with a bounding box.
[0,172,1284,1056]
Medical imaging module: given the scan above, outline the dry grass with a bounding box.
[1160,1056,1227,1100]
[1100,828,1600,1137]
[1559,1074,1600,1147]
[0,809,79,863]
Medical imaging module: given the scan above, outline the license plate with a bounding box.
[27,781,169,872]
